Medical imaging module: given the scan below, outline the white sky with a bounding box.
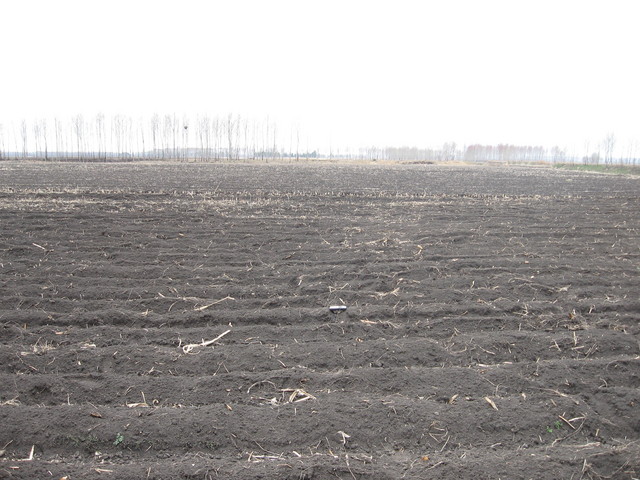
[2,0,639,153]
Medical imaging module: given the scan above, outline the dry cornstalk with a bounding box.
[194,296,235,311]
[247,380,277,394]
[337,431,351,445]
[17,445,35,462]
[372,287,400,299]
[484,396,499,410]
[182,329,231,354]
[543,388,581,405]
[282,388,316,403]
[558,415,577,430]
[127,391,150,408]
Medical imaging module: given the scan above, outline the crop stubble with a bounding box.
[0,163,639,479]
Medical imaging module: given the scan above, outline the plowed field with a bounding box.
[1,162,639,479]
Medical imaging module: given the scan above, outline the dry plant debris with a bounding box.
[1,164,639,479]
[181,329,231,354]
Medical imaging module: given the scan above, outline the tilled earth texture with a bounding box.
[0,162,639,480]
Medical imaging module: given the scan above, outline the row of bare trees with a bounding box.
[463,144,564,163]
[0,115,637,165]
[0,114,312,162]
[356,139,639,165]
[358,143,567,163]
[580,133,639,165]
[462,136,639,166]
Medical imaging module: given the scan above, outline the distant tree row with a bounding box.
[0,115,637,165]
[463,144,564,163]
[579,132,635,166]
[0,114,313,162]
[358,143,568,163]
[357,143,458,162]
[358,136,638,165]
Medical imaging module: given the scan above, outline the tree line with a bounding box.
[0,114,313,162]
[0,115,636,165]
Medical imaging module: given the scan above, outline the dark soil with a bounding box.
[0,162,639,479]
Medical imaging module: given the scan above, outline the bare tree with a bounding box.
[442,142,457,161]
[550,146,565,164]
[0,123,4,160]
[41,118,48,160]
[95,113,105,160]
[138,117,147,160]
[234,115,242,160]
[226,113,235,161]
[113,115,125,159]
[243,118,250,160]
[20,120,28,159]
[251,119,259,160]
[72,115,85,160]
[630,140,639,166]
[53,118,62,159]
[151,113,160,159]
[33,120,42,159]
[182,120,189,161]
[171,114,178,159]
[272,122,278,161]
[196,115,209,161]
[163,115,173,159]
[602,132,616,165]
[262,117,269,162]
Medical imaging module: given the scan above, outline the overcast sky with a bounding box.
[2,0,639,153]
